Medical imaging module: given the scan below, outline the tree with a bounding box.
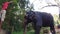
[0,0,33,34]
[0,0,28,34]
[40,0,60,19]
[54,0,60,19]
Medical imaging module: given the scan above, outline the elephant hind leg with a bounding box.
[50,26,56,34]
[35,26,41,34]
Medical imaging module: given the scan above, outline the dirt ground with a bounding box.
[0,29,6,34]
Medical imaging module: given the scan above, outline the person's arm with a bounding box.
[9,1,13,3]
[10,1,13,3]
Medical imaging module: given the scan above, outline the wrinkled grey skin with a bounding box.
[23,11,56,34]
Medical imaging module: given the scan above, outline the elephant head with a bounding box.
[25,11,36,22]
[23,11,36,34]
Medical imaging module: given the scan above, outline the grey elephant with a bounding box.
[23,11,56,34]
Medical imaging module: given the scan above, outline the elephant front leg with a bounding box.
[23,19,28,34]
[35,26,41,34]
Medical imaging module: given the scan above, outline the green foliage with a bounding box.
[0,0,30,32]
[2,0,19,31]
[12,31,34,34]
[53,14,59,25]
[0,0,34,33]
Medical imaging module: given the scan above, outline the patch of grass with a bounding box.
[12,31,34,34]
[12,31,43,34]
[12,27,50,34]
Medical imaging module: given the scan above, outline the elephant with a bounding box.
[23,11,56,34]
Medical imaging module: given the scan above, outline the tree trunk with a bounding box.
[59,5,60,19]
[59,13,60,20]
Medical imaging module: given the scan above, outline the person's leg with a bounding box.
[35,26,41,34]
[1,10,6,22]
[0,10,6,31]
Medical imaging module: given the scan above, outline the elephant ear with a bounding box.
[32,12,36,20]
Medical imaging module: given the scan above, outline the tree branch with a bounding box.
[41,5,59,9]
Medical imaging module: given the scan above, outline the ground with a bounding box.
[0,27,60,34]
[0,29,6,34]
